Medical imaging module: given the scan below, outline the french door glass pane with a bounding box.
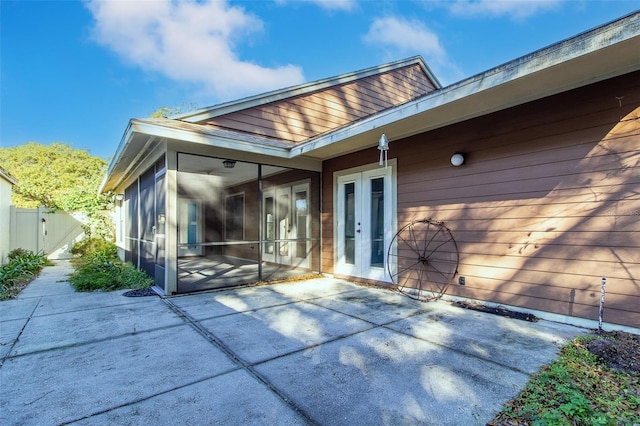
[278,193,290,256]
[345,182,355,265]
[370,177,384,267]
[295,190,308,260]
[264,196,275,254]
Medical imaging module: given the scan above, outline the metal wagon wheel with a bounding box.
[387,218,459,301]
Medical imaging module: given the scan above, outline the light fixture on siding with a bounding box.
[223,160,236,169]
[114,194,124,201]
[378,134,389,168]
[450,153,465,167]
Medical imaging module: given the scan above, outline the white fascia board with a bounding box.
[291,12,640,158]
[416,57,442,89]
[111,135,161,192]
[99,120,136,194]
[0,168,18,186]
[178,56,434,123]
[131,121,292,159]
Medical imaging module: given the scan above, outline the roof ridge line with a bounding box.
[176,56,437,123]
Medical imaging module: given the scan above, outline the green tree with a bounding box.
[0,142,113,239]
[150,102,197,118]
[0,142,108,209]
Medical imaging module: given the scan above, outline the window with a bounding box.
[225,193,244,240]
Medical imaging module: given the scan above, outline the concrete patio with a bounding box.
[0,261,587,425]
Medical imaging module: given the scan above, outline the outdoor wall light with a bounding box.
[378,133,389,168]
[114,194,124,201]
[223,160,236,169]
[450,153,465,167]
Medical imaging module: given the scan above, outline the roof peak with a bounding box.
[176,56,440,123]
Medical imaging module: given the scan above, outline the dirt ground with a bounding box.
[586,330,640,375]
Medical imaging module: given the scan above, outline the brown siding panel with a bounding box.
[202,63,436,143]
[322,71,640,328]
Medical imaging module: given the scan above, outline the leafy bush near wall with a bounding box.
[69,239,153,292]
[70,237,114,258]
[0,249,51,300]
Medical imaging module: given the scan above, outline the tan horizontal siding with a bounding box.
[456,260,636,290]
[443,230,636,248]
[446,283,638,328]
[399,196,640,221]
[402,272,635,306]
[401,128,639,186]
[455,246,640,270]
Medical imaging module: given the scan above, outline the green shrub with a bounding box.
[0,249,50,300]
[118,263,154,289]
[71,237,114,258]
[7,248,30,261]
[69,241,153,292]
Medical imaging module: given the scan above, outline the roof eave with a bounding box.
[0,167,18,186]
[292,11,640,160]
[99,119,294,194]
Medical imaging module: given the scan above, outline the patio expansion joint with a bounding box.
[177,298,310,323]
[13,296,157,320]
[163,297,320,426]
[63,371,245,425]
[0,296,43,368]
[1,322,190,362]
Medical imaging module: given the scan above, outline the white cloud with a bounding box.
[364,16,445,58]
[363,16,461,84]
[86,0,304,100]
[274,0,357,11]
[306,0,357,11]
[447,0,563,19]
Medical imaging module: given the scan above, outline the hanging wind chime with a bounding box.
[378,134,389,168]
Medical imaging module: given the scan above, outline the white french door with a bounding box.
[336,166,394,282]
[263,192,276,263]
[292,183,310,269]
[178,199,202,257]
[276,187,292,265]
[263,182,311,268]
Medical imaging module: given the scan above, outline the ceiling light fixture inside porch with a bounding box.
[223,160,236,169]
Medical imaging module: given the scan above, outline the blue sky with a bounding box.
[2,0,638,160]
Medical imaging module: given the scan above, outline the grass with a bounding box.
[0,249,51,300]
[68,238,153,292]
[490,333,640,426]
